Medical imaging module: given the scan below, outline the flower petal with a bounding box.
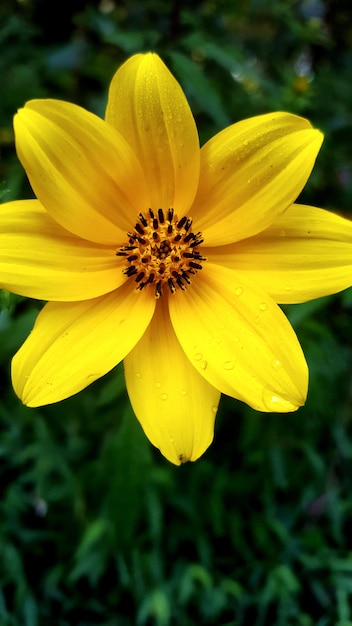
[12,283,155,407]
[206,205,352,303]
[14,99,149,244]
[105,53,200,213]
[0,199,126,301]
[169,263,308,412]
[192,112,323,245]
[124,298,220,465]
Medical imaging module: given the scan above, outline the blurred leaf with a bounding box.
[170,51,231,128]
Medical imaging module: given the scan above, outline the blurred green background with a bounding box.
[1,0,352,624]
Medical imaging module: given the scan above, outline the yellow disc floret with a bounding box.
[117,208,206,298]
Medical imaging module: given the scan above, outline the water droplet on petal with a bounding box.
[136,372,142,379]
[262,388,294,411]
[160,393,168,401]
[234,287,243,297]
[180,389,188,396]
[259,302,268,312]
[211,405,218,414]
[224,360,235,370]
[271,359,282,370]
[200,360,208,370]
[243,139,249,146]
[194,353,203,362]
[155,381,162,389]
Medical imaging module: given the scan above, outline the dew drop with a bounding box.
[224,360,235,370]
[211,405,218,414]
[262,388,293,411]
[180,389,188,396]
[200,360,208,370]
[243,139,249,146]
[259,302,268,311]
[136,371,142,379]
[194,352,203,362]
[271,359,282,370]
[234,286,243,296]
[155,381,162,389]
[160,393,168,401]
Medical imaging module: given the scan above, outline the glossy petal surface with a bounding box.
[14,99,149,244]
[0,200,125,301]
[206,205,352,303]
[12,283,155,407]
[124,299,220,465]
[192,112,323,245]
[105,53,200,213]
[169,263,308,412]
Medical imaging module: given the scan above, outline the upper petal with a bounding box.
[169,263,308,412]
[124,298,220,465]
[14,99,149,244]
[12,282,156,407]
[206,205,352,303]
[192,112,323,245]
[0,199,126,301]
[105,53,200,213]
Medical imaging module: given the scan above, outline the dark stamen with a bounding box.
[125,266,138,277]
[189,261,203,270]
[177,216,187,229]
[181,271,192,284]
[155,281,162,298]
[139,213,148,227]
[189,238,204,248]
[168,277,176,294]
[135,272,145,283]
[135,223,145,235]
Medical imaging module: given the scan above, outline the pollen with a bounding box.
[117,208,206,298]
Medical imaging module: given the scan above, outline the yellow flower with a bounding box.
[1,53,352,465]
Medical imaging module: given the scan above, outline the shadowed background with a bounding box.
[1,1,352,624]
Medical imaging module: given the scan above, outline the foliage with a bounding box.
[1,0,352,624]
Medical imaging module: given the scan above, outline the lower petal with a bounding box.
[169,263,308,412]
[12,283,155,407]
[123,298,220,465]
[205,205,352,303]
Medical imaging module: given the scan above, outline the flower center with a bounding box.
[117,208,206,298]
